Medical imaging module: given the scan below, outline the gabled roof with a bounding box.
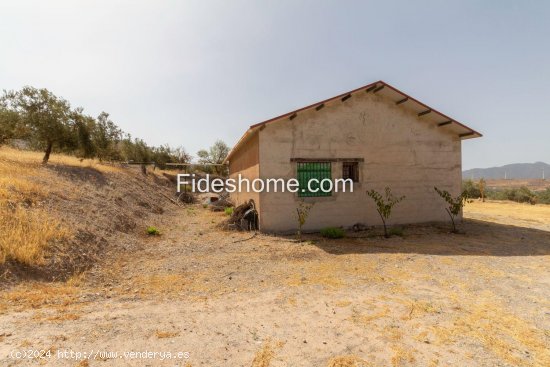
[225,80,482,162]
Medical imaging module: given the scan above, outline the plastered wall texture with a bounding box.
[230,91,462,233]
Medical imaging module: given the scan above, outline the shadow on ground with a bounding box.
[310,219,550,257]
[46,164,107,185]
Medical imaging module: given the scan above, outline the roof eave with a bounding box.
[225,80,482,162]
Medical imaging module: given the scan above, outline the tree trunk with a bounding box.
[446,208,456,233]
[42,141,53,164]
[377,210,388,238]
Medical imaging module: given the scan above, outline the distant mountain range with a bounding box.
[463,162,550,180]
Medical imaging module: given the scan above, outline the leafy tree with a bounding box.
[0,106,22,145]
[92,112,122,161]
[462,179,481,199]
[2,87,71,163]
[197,139,230,176]
[478,178,486,202]
[1,86,192,168]
[68,108,96,159]
[151,144,191,169]
[120,136,151,163]
[366,187,405,238]
[434,187,468,233]
[171,146,192,164]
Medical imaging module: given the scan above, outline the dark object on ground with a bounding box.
[352,223,368,232]
[209,193,233,212]
[221,199,258,231]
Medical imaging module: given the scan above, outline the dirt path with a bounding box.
[1,205,550,366]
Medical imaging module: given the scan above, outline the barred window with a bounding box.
[342,162,359,182]
[297,162,332,197]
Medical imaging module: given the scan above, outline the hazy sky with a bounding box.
[1,1,549,170]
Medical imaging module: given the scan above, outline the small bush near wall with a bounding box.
[320,227,345,239]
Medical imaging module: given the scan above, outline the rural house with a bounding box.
[225,81,482,233]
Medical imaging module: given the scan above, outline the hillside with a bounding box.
[463,162,550,179]
[0,146,176,285]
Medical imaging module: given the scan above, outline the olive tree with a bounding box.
[92,111,122,161]
[0,106,21,145]
[2,87,71,164]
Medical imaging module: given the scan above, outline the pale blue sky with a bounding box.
[1,1,549,169]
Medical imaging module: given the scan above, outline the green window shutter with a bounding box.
[297,162,332,197]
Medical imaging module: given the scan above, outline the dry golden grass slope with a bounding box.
[0,146,175,283]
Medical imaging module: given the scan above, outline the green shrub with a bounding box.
[146,226,160,235]
[224,207,234,216]
[320,227,345,239]
[388,227,404,237]
[485,189,508,200]
[484,186,541,204]
[511,186,536,204]
[536,188,550,204]
[462,179,481,199]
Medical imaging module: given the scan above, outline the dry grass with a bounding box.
[0,204,71,265]
[286,258,382,289]
[464,200,550,231]
[287,262,345,288]
[0,146,121,174]
[351,305,390,324]
[326,355,371,367]
[0,146,124,267]
[155,330,180,339]
[251,341,276,367]
[432,300,550,367]
[0,156,48,203]
[40,310,81,322]
[0,282,81,310]
[133,274,189,296]
[390,346,416,367]
[404,300,440,320]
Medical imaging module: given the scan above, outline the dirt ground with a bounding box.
[1,202,549,366]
